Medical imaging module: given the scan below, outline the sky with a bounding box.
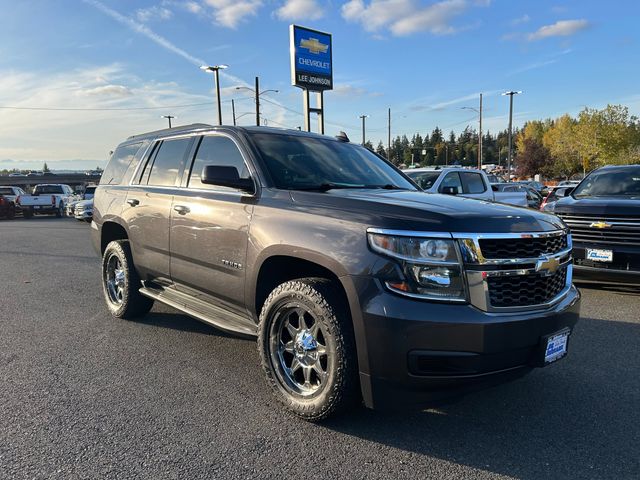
[1,0,639,170]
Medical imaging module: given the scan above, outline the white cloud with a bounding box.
[341,0,486,37]
[510,14,530,26]
[79,85,134,97]
[136,5,173,22]
[527,19,590,41]
[203,0,263,28]
[275,0,325,21]
[391,0,468,36]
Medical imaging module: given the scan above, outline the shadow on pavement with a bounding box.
[321,316,640,479]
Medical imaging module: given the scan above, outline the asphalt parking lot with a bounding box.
[1,218,638,480]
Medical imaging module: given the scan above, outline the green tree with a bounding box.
[375,141,387,158]
[43,162,50,172]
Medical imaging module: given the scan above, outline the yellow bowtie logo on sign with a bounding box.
[300,38,328,55]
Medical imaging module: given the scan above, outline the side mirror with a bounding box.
[441,186,459,195]
[201,165,254,193]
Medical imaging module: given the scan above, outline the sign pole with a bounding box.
[317,91,324,134]
[303,89,311,132]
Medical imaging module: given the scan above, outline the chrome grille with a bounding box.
[557,214,640,247]
[487,267,568,308]
[479,234,568,259]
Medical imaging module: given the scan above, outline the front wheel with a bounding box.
[258,278,360,421]
[102,240,154,319]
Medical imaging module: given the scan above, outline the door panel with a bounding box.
[169,134,255,314]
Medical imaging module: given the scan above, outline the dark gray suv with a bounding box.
[92,124,580,421]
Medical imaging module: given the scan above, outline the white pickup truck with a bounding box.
[18,184,75,218]
[403,167,528,207]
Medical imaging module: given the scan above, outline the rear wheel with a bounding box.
[258,278,360,421]
[23,208,33,219]
[7,205,15,220]
[102,240,154,319]
[55,203,63,218]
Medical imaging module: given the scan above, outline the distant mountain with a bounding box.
[0,159,106,171]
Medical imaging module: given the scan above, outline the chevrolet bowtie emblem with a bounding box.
[300,37,328,54]
[536,256,561,276]
[590,221,612,229]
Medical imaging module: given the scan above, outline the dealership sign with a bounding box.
[290,25,333,91]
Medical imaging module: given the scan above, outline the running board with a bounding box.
[139,285,257,338]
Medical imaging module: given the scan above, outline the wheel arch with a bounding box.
[100,220,129,254]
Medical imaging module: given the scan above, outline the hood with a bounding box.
[554,196,640,216]
[76,199,93,208]
[289,189,564,233]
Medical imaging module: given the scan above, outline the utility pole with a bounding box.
[359,115,369,146]
[231,99,236,126]
[502,91,522,181]
[236,79,278,128]
[387,108,391,160]
[161,115,175,128]
[478,93,483,170]
[200,64,228,126]
[254,77,260,127]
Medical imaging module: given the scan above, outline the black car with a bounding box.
[552,164,640,285]
[92,124,580,420]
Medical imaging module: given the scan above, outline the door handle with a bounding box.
[126,198,140,207]
[173,205,190,215]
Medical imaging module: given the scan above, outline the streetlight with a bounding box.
[502,90,522,181]
[160,115,175,128]
[200,64,228,126]
[359,114,369,146]
[236,77,279,127]
[461,93,483,170]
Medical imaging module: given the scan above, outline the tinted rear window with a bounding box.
[100,143,143,185]
[33,185,63,195]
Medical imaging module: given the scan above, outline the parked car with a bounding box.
[92,125,580,421]
[8,173,27,177]
[18,184,74,218]
[517,180,549,197]
[74,199,93,222]
[493,183,543,209]
[26,170,44,177]
[552,165,640,285]
[0,186,26,219]
[540,186,571,211]
[486,173,506,183]
[404,167,528,207]
[557,180,580,187]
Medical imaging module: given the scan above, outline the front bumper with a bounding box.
[348,276,580,410]
[75,211,93,221]
[572,243,640,285]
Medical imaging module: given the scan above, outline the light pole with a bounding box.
[462,93,483,170]
[200,64,228,126]
[502,90,522,181]
[359,114,369,146]
[236,77,278,127]
[161,115,175,128]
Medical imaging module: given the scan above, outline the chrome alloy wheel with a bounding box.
[105,254,126,305]
[269,305,329,397]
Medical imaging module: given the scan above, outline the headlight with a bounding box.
[367,230,466,302]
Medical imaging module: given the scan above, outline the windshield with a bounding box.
[405,171,441,190]
[0,188,14,195]
[250,133,416,191]
[33,185,63,195]
[573,167,640,197]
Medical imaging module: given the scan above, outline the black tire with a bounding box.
[7,204,15,220]
[55,203,63,218]
[23,208,33,219]
[101,240,154,319]
[258,278,360,421]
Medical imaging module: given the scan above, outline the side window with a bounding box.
[188,135,250,191]
[439,172,462,193]
[147,138,192,187]
[460,172,486,194]
[100,143,143,186]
